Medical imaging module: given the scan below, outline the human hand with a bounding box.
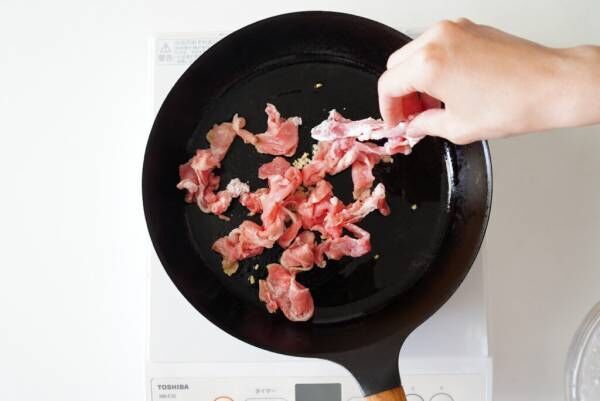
[378,18,600,144]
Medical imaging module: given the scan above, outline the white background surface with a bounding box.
[1,1,599,401]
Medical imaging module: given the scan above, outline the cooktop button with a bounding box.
[406,394,425,401]
[430,393,453,401]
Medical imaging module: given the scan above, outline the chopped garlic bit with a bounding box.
[249,275,255,284]
[312,144,319,157]
[223,261,239,277]
[411,204,418,210]
[382,156,394,164]
[253,264,259,270]
[314,82,323,89]
[292,152,311,169]
[374,254,380,260]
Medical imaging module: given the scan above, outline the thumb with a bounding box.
[406,108,454,142]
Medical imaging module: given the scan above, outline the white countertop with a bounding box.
[1,1,599,401]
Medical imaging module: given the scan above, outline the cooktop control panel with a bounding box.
[151,374,485,401]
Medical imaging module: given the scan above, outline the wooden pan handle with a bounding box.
[366,387,407,401]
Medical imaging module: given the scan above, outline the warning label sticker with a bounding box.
[156,37,222,65]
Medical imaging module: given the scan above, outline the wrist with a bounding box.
[546,46,600,129]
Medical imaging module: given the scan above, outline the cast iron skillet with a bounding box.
[143,11,492,401]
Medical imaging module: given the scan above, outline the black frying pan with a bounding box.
[143,11,492,401]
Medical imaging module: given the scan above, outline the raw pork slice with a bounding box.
[212,158,303,272]
[280,231,318,271]
[234,104,302,157]
[311,109,414,145]
[296,179,334,230]
[316,224,371,267]
[211,221,266,276]
[176,117,248,217]
[331,183,390,228]
[304,109,419,199]
[207,116,239,160]
[302,137,405,199]
[239,188,266,215]
[296,181,389,240]
[351,152,381,200]
[258,263,314,321]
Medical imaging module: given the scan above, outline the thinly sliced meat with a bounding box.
[304,138,404,177]
[240,185,302,217]
[259,159,302,226]
[239,188,266,215]
[351,152,380,200]
[339,182,391,221]
[280,231,317,271]
[308,179,334,203]
[258,264,314,321]
[177,117,242,217]
[304,110,417,200]
[241,157,302,225]
[258,280,278,313]
[237,220,280,248]
[189,148,221,170]
[286,280,314,321]
[241,158,302,216]
[302,137,408,200]
[283,190,307,212]
[176,157,201,203]
[258,155,292,179]
[205,190,233,217]
[301,141,332,186]
[277,207,302,249]
[211,223,266,276]
[324,138,364,175]
[206,117,238,161]
[213,158,303,269]
[322,183,390,238]
[259,264,291,312]
[232,114,256,145]
[297,180,334,229]
[211,234,243,276]
[234,104,301,157]
[317,197,346,238]
[316,224,371,266]
[176,149,221,212]
[342,183,390,219]
[212,213,290,275]
[301,138,385,195]
[311,109,410,143]
[256,104,301,156]
[216,178,387,273]
[203,178,250,218]
[295,179,389,239]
